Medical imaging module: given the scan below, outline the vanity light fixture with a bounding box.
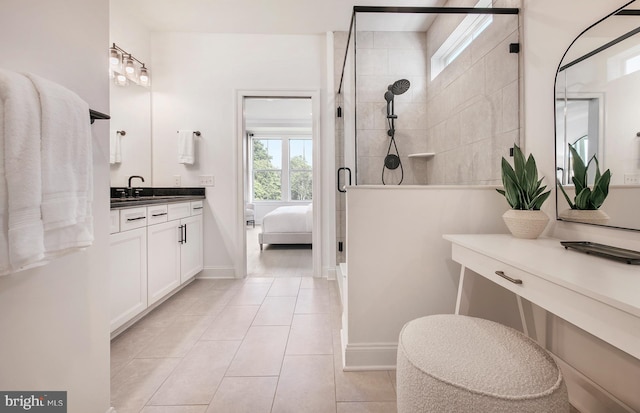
[109,43,151,88]
[139,64,150,87]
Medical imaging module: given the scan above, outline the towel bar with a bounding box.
[176,130,201,136]
[89,109,110,124]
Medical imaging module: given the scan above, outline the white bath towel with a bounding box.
[178,130,195,164]
[0,69,45,276]
[26,73,93,257]
[110,130,122,164]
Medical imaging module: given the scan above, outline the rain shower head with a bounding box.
[388,79,410,96]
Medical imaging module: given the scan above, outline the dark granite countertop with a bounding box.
[110,187,205,209]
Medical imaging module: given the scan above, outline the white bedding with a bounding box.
[262,204,312,233]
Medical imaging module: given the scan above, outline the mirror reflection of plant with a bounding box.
[558,145,611,210]
[497,145,551,210]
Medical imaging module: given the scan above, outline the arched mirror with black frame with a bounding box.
[555,0,640,231]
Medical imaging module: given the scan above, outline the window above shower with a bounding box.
[335,1,521,186]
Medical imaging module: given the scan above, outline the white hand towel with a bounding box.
[0,69,45,276]
[178,130,195,164]
[110,130,122,164]
[25,73,93,257]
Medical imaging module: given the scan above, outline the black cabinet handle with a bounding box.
[178,225,184,244]
[152,212,168,217]
[184,224,188,243]
[192,206,203,210]
[126,216,146,222]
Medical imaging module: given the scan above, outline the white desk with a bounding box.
[444,234,640,360]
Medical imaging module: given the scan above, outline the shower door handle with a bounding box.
[337,167,352,193]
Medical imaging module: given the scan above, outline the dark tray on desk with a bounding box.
[561,241,640,265]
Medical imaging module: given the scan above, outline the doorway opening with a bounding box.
[237,92,321,278]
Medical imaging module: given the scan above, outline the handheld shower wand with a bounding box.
[382,79,410,185]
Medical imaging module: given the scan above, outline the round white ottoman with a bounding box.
[397,315,569,413]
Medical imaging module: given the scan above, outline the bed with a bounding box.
[259,204,312,250]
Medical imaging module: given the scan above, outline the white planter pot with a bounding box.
[559,209,610,225]
[502,209,549,239]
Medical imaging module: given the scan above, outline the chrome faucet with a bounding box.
[127,175,145,197]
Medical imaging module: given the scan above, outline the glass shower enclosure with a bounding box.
[334,4,521,263]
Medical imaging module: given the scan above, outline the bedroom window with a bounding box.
[252,139,282,201]
[251,136,312,202]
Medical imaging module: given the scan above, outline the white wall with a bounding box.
[150,32,330,277]
[0,1,110,412]
[344,186,516,368]
[523,0,640,411]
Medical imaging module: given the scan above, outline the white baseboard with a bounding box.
[197,266,236,279]
[343,341,398,371]
[552,355,636,413]
[325,266,336,280]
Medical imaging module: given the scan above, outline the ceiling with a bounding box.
[111,0,446,35]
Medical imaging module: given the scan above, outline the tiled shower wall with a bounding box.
[425,3,521,185]
[354,31,430,185]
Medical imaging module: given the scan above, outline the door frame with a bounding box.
[235,89,322,278]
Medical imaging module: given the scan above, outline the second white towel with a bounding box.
[178,130,195,164]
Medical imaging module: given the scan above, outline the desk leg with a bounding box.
[516,295,529,336]
[455,265,466,315]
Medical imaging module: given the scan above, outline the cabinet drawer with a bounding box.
[119,207,147,231]
[147,204,169,225]
[168,202,191,221]
[110,210,120,234]
[191,200,204,216]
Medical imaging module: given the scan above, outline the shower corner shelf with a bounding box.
[407,152,435,159]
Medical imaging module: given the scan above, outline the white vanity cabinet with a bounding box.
[109,199,205,334]
[147,220,181,306]
[147,201,204,304]
[180,213,203,283]
[109,227,147,332]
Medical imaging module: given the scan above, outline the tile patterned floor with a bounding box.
[110,277,397,413]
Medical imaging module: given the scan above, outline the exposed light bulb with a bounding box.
[109,47,121,66]
[139,66,150,87]
[124,56,135,74]
[115,73,128,86]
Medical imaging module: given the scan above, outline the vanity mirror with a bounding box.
[555,0,640,231]
[109,73,152,187]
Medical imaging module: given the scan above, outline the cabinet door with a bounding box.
[180,214,203,283]
[147,220,181,306]
[109,227,147,332]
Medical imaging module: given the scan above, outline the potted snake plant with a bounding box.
[497,145,551,239]
[557,145,611,225]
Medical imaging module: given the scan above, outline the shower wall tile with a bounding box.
[459,98,493,146]
[357,49,389,76]
[357,129,390,157]
[470,22,518,66]
[485,34,519,95]
[357,31,374,49]
[424,5,521,185]
[356,103,376,130]
[470,138,494,182]
[388,49,427,76]
[405,157,430,185]
[357,75,394,103]
[408,76,428,103]
[393,103,427,130]
[374,32,428,50]
[395,130,427,155]
[502,80,519,133]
